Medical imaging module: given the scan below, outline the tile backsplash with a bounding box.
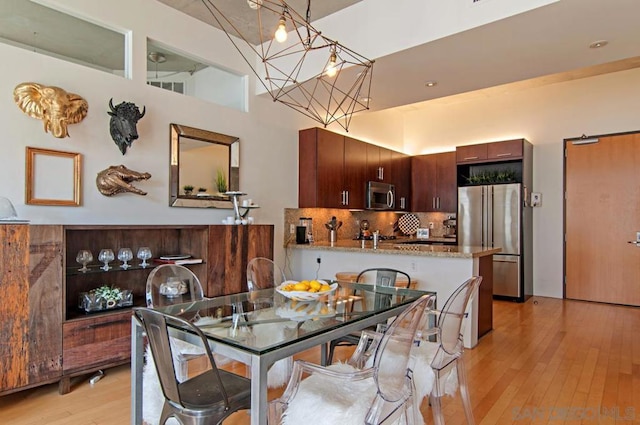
[284,208,455,244]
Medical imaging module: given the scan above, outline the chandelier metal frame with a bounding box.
[200,0,374,132]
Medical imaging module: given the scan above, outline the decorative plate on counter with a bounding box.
[398,213,420,235]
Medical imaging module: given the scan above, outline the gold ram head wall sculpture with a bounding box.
[13,82,88,138]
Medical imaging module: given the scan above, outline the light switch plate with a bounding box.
[531,192,542,207]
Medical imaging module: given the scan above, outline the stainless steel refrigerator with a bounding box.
[458,183,532,301]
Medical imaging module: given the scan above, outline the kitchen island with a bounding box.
[286,240,500,348]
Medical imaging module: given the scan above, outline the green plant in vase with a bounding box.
[183,185,194,195]
[215,169,228,194]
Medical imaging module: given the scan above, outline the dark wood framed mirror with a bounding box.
[169,123,239,208]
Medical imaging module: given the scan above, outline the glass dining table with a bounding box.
[130,282,435,425]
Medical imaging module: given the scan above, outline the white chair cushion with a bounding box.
[282,363,377,425]
[410,341,458,398]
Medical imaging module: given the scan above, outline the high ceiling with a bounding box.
[159,0,640,112]
[2,0,639,114]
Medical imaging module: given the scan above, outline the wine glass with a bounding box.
[98,249,115,271]
[117,248,133,269]
[137,247,152,268]
[75,250,93,272]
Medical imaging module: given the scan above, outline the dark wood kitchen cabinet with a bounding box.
[456,139,525,164]
[299,127,367,209]
[366,144,393,182]
[391,150,411,210]
[411,151,457,212]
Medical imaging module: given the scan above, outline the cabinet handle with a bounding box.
[432,197,436,209]
[496,153,512,157]
[345,190,349,206]
[380,167,384,180]
[341,191,346,205]
[437,197,441,209]
[400,197,405,209]
[463,156,479,160]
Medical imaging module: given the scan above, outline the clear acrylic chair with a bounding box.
[326,267,412,364]
[269,293,436,425]
[146,263,205,309]
[415,276,483,425]
[246,256,286,291]
[134,307,251,425]
[243,257,293,388]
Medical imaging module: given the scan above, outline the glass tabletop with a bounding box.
[156,283,434,355]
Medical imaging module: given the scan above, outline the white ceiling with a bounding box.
[2,0,639,114]
[159,0,640,112]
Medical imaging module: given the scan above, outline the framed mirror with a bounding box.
[169,123,239,208]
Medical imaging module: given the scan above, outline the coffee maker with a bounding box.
[443,218,456,238]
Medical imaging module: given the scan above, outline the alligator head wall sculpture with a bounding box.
[96,165,151,196]
[13,82,88,138]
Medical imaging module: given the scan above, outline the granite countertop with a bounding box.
[287,239,501,259]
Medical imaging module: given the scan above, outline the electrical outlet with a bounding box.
[531,192,542,207]
[410,261,417,272]
[316,256,322,264]
[289,224,296,234]
[428,222,434,229]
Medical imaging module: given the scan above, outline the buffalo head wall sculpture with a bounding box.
[13,82,88,138]
[96,164,151,196]
[108,99,146,155]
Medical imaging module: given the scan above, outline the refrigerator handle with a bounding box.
[489,186,494,247]
[481,186,486,247]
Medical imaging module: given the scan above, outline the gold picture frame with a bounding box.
[26,147,81,206]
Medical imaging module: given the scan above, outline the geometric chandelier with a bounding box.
[200,0,374,132]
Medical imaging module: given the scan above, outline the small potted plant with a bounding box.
[216,169,228,194]
[183,185,194,195]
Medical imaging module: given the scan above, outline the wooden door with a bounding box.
[565,132,640,306]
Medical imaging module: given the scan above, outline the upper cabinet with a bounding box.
[299,128,367,209]
[391,151,411,210]
[456,139,525,164]
[367,144,393,182]
[411,152,457,212]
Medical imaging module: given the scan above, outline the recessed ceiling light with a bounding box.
[425,81,437,87]
[589,40,608,49]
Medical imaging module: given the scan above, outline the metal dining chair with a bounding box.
[134,307,251,425]
[326,267,412,364]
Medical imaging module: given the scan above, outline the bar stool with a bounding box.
[335,271,417,289]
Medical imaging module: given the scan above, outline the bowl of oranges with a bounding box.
[275,279,337,301]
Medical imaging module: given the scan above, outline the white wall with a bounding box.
[350,68,640,298]
[0,0,315,267]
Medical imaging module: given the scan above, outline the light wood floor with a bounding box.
[1,297,639,424]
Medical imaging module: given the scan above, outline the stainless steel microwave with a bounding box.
[366,181,395,210]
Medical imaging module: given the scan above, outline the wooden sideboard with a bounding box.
[0,223,273,395]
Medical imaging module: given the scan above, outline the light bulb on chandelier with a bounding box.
[325,47,337,77]
[275,16,287,43]
[247,0,262,10]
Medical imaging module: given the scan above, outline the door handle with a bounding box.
[627,241,640,246]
